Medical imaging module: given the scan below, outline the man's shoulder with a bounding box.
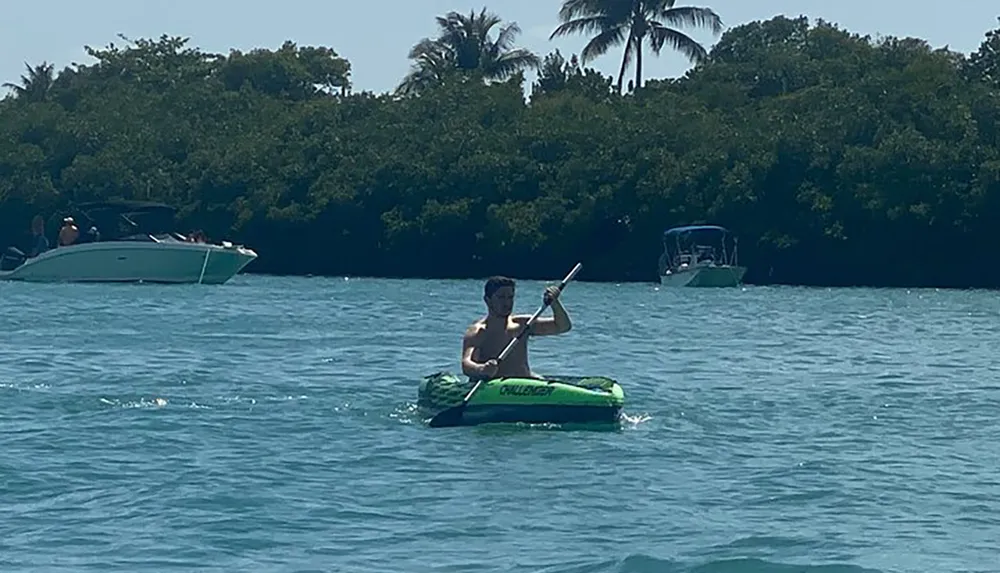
[463,319,487,339]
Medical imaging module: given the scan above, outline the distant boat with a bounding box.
[657,225,746,287]
[0,200,257,285]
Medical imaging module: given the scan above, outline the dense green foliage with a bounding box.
[2,15,1000,287]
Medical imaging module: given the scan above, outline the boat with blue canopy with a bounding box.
[658,225,746,287]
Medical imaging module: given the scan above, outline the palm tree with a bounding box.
[397,8,541,96]
[397,39,459,96]
[550,0,722,93]
[3,61,56,102]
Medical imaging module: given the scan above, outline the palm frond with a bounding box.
[470,8,503,27]
[580,26,629,63]
[657,6,723,35]
[407,38,444,60]
[647,23,708,62]
[494,22,522,52]
[550,15,612,40]
[491,49,542,79]
[557,0,603,21]
[560,0,635,23]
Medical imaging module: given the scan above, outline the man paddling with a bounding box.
[461,275,572,381]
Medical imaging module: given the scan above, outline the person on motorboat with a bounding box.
[75,225,100,244]
[461,275,573,381]
[58,217,79,246]
[27,215,49,257]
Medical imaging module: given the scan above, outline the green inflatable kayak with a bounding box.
[418,371,625,426]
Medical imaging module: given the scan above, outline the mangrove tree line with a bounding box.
[1,9,1000,287]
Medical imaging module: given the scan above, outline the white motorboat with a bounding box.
[0,200,257,284]
[658,225,747,287]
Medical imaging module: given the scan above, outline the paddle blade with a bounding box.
[427,404,468,428]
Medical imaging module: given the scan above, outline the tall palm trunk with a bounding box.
[615,33,646,94]
[634,39,643,90]
[615,32,632,93]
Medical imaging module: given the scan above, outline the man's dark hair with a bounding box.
[484,275,515,299]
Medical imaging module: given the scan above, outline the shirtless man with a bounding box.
[461,275,572,381]
[58,217,79,247]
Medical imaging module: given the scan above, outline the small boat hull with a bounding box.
[659,264,746,287]
[418,372,625,426]
[0,240,256,284]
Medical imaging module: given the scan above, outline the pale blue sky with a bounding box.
[2,0,998,95]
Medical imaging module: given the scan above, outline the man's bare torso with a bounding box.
[467,315,533,379]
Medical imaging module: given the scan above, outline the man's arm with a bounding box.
[527,297,572,336]
[461,325,488,377]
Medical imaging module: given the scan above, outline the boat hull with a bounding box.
[0,241,256,284]
[418,372,625,426]
[659,264,746,287]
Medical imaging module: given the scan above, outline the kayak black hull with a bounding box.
[451,404,623,427]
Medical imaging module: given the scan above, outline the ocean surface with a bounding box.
[2,274,999,573]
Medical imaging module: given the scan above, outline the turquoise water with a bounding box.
[2,275,999,572]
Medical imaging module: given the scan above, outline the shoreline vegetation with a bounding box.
[2,3,999,288]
